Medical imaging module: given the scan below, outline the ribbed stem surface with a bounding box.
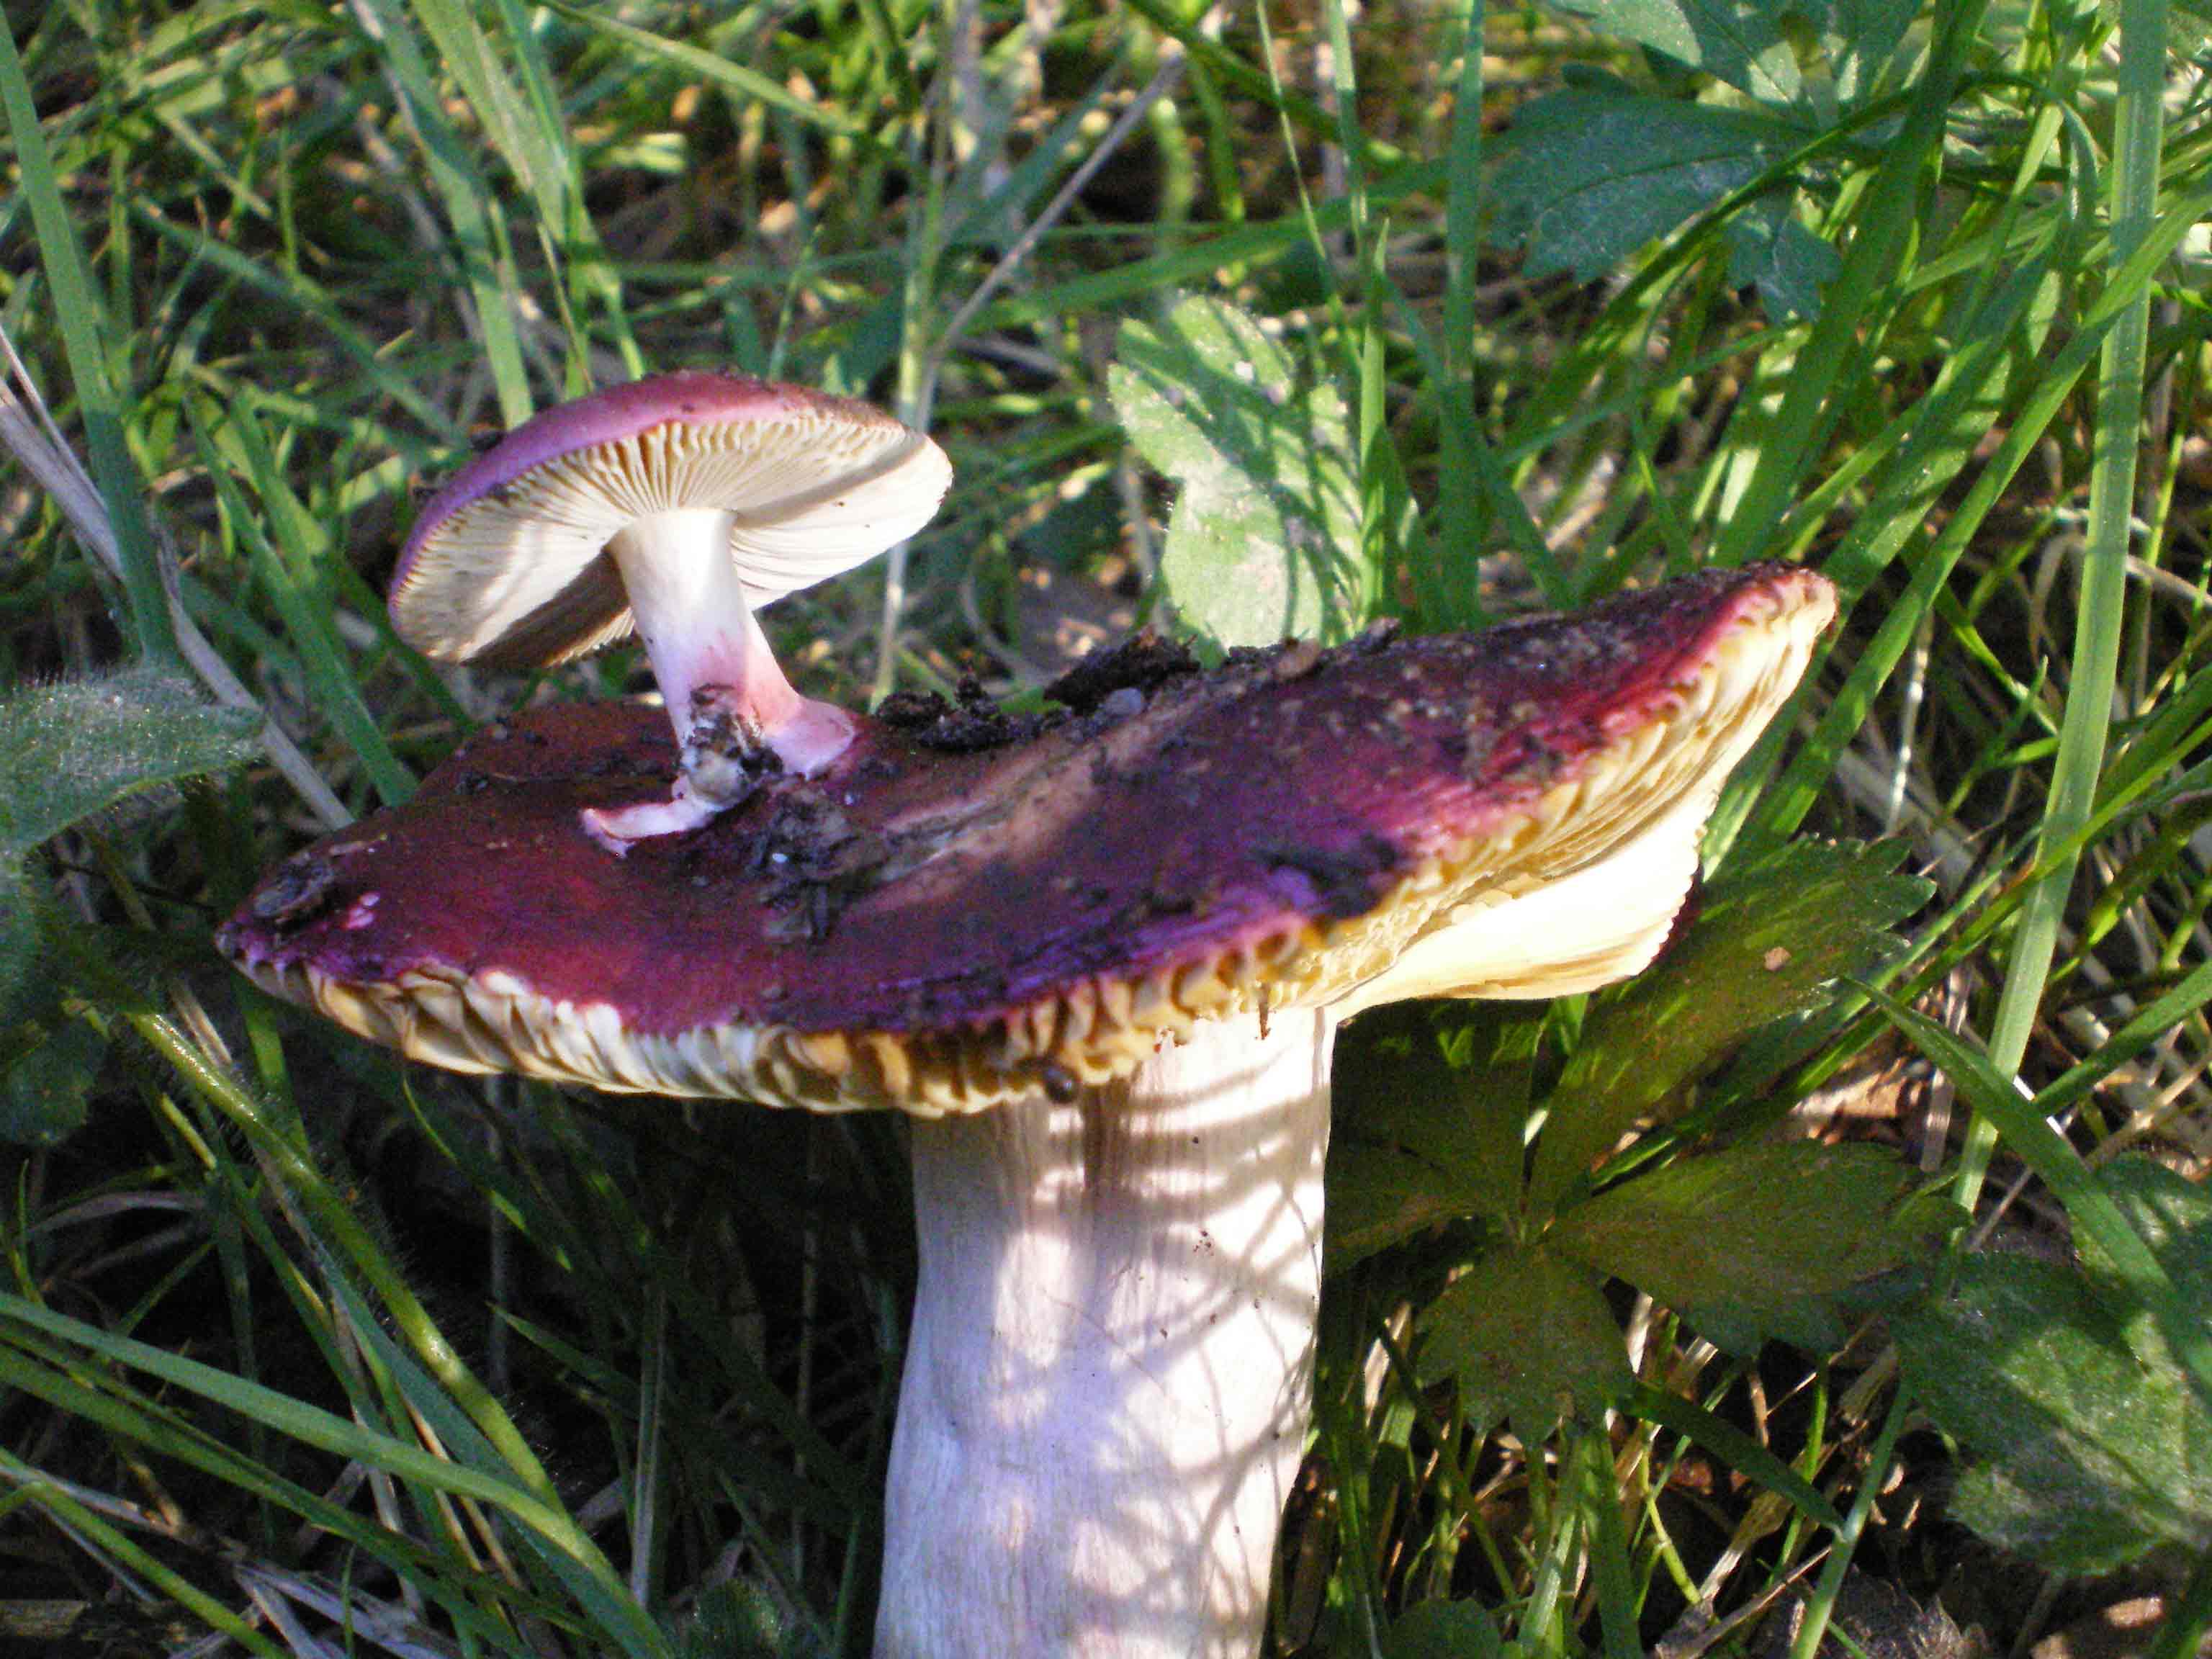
[877,1011,1334,1659]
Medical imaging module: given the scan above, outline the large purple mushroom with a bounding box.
[223,564,1834,1658]
[392,372,950,850]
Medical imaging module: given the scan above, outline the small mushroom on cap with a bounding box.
[392,372,950,850]
[222,564,1834,1659]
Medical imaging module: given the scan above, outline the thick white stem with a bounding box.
[878,1010,1335,1659]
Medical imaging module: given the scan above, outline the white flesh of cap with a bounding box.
[1338,775,1713,1010]
[1339,575,1827,1015]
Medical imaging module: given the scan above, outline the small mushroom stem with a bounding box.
[878,1010,1334,1659]
[608,510,855,768]
[585,511,857,849]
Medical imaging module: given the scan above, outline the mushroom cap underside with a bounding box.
[391,372,952,670]
[223,564,1834,1115]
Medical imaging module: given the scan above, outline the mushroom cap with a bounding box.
[391,372,952,670]
[222,565,1835,1115]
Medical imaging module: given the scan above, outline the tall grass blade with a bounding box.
[1960,0,2175,1210]
[1870,989,2212,1412]
[0,19,179,664]
[1711,0,1988,570]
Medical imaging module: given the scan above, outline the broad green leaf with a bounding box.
[1,1018,104,1146]
[0,864,36,1017]
[1488,85,1807,284]
[1548,0,1916,104]
[0,667,261,858]
[1722,194,1843,320]
[1894,1247,2212,1572]
[1796,0,1921,101]
[1871,992,2212,1417]
[1109,297,1362,650]
[1551,0,1804,102]
[1418,1244,1631,1432]
[1530,841,1928,1213]
[678,1583,832,1659]
[1328,1004,1536,1265]
[2075,1157,2212,1310]
[1547,1141,1940,1352]
[1383,1599,1503,1659]
[1327,1143,1495,1268]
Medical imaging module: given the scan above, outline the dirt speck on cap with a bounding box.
[1043,629,1200,713]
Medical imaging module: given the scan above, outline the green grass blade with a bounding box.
[1622,1383,1843,1529]
[1869,988,2212,1416]
[0,1455,289,1659]
[403,0,562,227]
[128,1013,590,1524]
[2031,948,2212,1125]
[351,0,536,425]
[1961,0,2174,1210]
[318,1268,676,1653]
[1576,1428,1641,1659]
[0,18,179,664]
[128,200,462,440]
[0,1292,642,1577]
[189,401,415,807]
[535,0,866,141]
[1711,0,1989,570]
[1735,163,2212,850]
[1118,0,1403,168]
[1441,0,1483,405]
[1784,1383,1910,1659]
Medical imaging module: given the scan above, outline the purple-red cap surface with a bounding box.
[223,565,1834,1114]
[391,372,950,670]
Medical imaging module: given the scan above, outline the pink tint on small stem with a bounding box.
[578,786,725,855]
[608,513,783,746]
[584,511,858,851]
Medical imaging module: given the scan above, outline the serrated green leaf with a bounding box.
[1489,86,1807,283]
[1,1019,105,1147]
[1418,1244,1630,1432]
[1722,194,1843,319]
[0,667,261,859]
[1109,297,1362,650]
[1894,1248,2212,1573]
[1547,1141,1938,1352]
[1328,1145,1494,1268]
[1328,1005,1536,1265]
[1530,841,1928,1213]
[1383,1599,1503,1659]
